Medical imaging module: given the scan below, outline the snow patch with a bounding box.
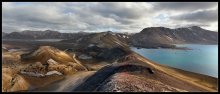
[8,49,20,52]
[187,27,193,30]
[77,38,82,42]
[2,47,7,50]
[45,71,63,76]
[47,58,59,65]
[192,32,198,36]
[78,54,92,60]
[166,36,173,41]
[88,44,95,47]
[20,71,44,77]
[122,35,126,38]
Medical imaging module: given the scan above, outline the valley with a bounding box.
[2,28,218,92]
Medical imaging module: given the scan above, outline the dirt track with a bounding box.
[33,71,96,91]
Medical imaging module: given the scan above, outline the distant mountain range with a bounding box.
[129,26,218,48]
[2,30,89,39]
[3,26,218,48]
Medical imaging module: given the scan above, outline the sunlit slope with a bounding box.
[2,68,30,92]
[20,46,87,71]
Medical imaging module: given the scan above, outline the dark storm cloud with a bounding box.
[92,3,149,19]
[171,9,218,23]
[153,2,217,11]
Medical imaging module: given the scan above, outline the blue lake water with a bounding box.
[131,44,218,78]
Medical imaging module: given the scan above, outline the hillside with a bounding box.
[20,46,87,73]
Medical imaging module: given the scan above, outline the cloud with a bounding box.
[92,2,153,19]
[171,9,218,23]
[153,2,217,12]
[2,2,218,33]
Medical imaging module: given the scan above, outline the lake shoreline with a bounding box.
[131,44,218,78]
[131,43,218,50]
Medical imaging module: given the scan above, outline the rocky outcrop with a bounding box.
[20,70,63,77]
[20,61,46,76]
[20,61,82,76]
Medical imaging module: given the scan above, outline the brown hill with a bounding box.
[20,46,88,74]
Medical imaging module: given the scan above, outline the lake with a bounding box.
[131,44,218,78]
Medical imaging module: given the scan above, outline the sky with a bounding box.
[2,2,218,33]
